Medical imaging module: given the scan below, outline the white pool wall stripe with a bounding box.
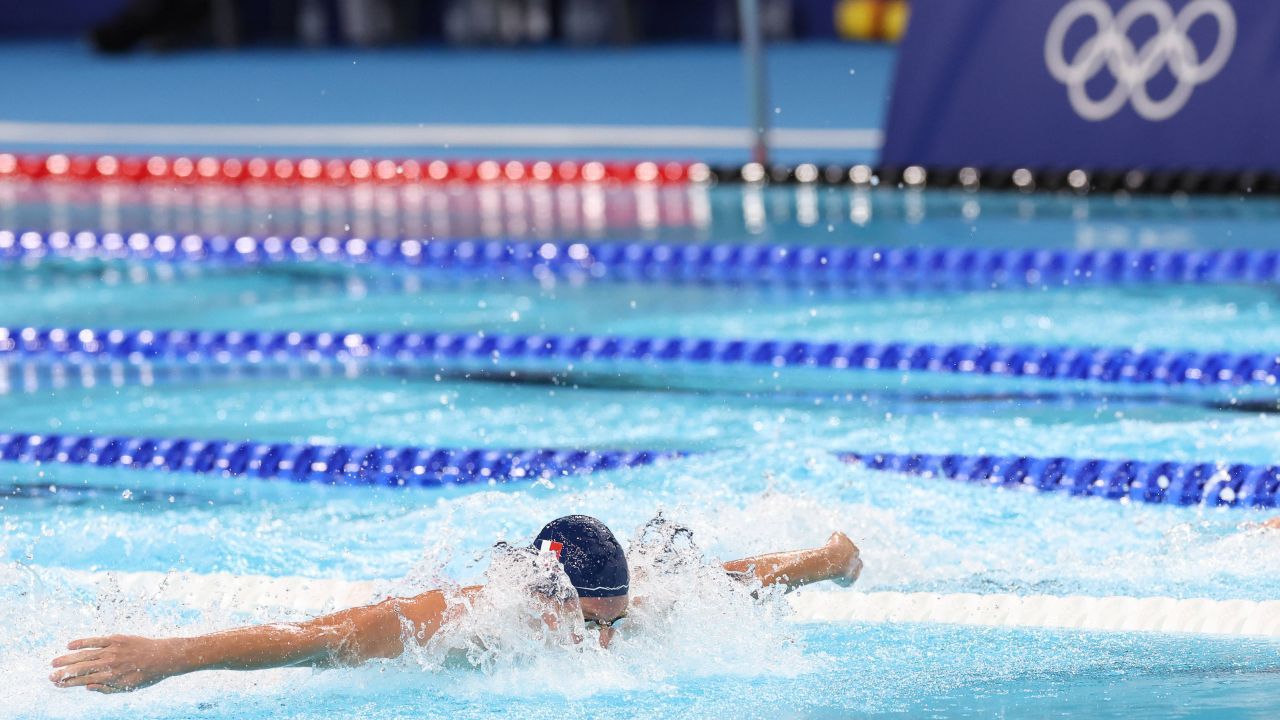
[0,121,883,150]
[48,569,1280,637]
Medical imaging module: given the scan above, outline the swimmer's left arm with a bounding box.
[50,601,414,693]
[722,531,862,591]
[50,586,480,693]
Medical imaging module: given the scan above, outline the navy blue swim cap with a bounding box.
[533,515,629,598]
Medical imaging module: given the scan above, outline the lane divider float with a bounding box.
[8,152,1277,196]
[1,431,1276,507]
[5,230,1280,288]
[0,153,699,187]
[0,432,676,488]
[2,325,1278,389]
[839,451,1279,508]
[788,589,1280,636]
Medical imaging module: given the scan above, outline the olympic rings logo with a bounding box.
[1044,0,1236,121]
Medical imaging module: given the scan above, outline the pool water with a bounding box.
[2,184,1280,719]
[6,262,1280,351]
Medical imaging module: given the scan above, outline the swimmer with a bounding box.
[1264,517,1280,530]
[49,515,863,694]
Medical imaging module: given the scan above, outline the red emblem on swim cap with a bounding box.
[539,540,564,558]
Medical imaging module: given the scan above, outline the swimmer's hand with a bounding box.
[50,635,179,693]
[826,532,863,588]
[1263,518,1280,531]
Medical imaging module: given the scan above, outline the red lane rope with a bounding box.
[0,152,703,188]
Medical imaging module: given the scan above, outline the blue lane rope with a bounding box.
[839,451,1279,508]
[0,432,676,488]
[5,230,1280,288]
[0,430,1274,507]
[2,326,1278,389]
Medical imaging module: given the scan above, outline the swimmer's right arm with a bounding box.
[50,586,479,693]
[722,531,863,591]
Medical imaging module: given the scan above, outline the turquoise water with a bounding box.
[3,188,1280,718]
[4,264,1280,350]
[5,184,1280,248]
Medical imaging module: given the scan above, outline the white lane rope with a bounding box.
[0,121,883,151]
[787,590,1280,637]
[43,569,1280,638]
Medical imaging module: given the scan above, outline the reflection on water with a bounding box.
[6,180,1280,248]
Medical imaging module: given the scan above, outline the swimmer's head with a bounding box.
[533,515,630,605]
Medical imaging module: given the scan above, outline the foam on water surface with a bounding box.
[5,555,1280,720]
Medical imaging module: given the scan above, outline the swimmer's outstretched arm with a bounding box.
[50,586,480,694]
[722,531,862,591]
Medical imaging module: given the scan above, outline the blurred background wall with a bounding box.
[0,0,908,49]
